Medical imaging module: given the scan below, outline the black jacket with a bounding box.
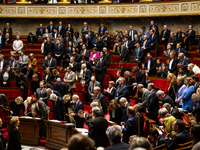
[93,93,107,114]
[88,115,108,147]
[126,76,136,96]
[44,42,55,56]
[0,130,6,150]
[7,126,21,150]
[94,61,105,83]
[136,71,146,87]
[122,102,132,122]
[109,106,123,125]
[105,88,116,102]
[53,96,65,121]
[144,57,157,76]
[168,82,178,101]
[167,58,177,76]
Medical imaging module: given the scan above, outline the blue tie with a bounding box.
[40,28,43,35]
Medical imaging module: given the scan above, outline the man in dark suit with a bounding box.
[46,88,61,97]
[186,25,196,45]
[81,63,91,86]
[81,22,88,37]
[3,23,12,36]
[102,31,111,50]
[44,37,55,57]
[144,53,157,76]
[177,53,190,69]
[50,93,64,121]
[54,39,64,66]
[149,20,159,36]
[161,119,192,149]
[63,31,72,48]
[93,86,107,114]
[149,30,158,50]
[191,75,199,93]
[0,54,7,72]
[9,55,19,71]
[27,33,37,44]
[80,44,90,61]
[83,34,92,49]
[168,32,177,50]
[148,128,164,148]
[146,83,159,122]
[52,29,58,39]
[88,76,101,101]
[98,22,107,36]
[122,106,138,143]
[105,125,129,150]
[133,66,147,88]
[176,28,183,43]
[119,97,132,123]
[141,35,151,55]
[190,123,200,146]
[0,29,5,49]
[114,77,129,102]
[92,57,105,85]
[36,24,45,38]
[88,106,108,147]
[44,53,57,72]
[0,119,6,150]
[53,78,67,97]
[57,21,65,37]
[163,103,182,120]
[133,42,144,64]
[35,81,49,104]
[47,21,55,35]
[156,90,175,107]
[160,25,171,45]
[103,47,111,68]
[86,28,94,40]
[0,94,8,107]
[128,25,138,41]
[175,43,185,56]
[31,98,50,138]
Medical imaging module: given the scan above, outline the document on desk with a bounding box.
[76,128,89,136]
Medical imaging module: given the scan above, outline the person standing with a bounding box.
[7,116,21,150]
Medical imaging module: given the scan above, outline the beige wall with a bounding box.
[1,17,200,36]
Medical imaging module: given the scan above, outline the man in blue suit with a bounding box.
[144,53,157,76]
[186,25,196,45]
[176,28,183,43]
[3,23,12,36]
[47,21,55,35]
[53,78,67,97]
[0,54,7,71]
[119,97,132,123]
[161,119,192,150]
[141,35,151,55]
[146,83,159,122]
[177,53,190,69]
[54,39,64,66]
[122,106,138,143]
[149,30,158,50]
[44,53,57,72]
[132,66,147,87]
[175,43,185,56]
[50,93,65,121]
[103,47,111,68]
[114,77,129,102]
[36,24,45,38]
[133,42,144,64]
[57,21,65,37]
[98,22,107,36]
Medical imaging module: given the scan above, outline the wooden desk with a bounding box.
[45,120,77,150]
[7,116,42,145]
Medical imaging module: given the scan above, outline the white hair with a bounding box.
[72,94,79,99]
[94,86,101,92]
[156,90,165,96]
[92,106,101,116]
[90,102,99,108]
[50,93,57,99]
[91,76,96,81]
[26,97,32,104]
[119,97,127,103]
[47,88,52,93]
[118,77,125,82]
[158,108,168,117]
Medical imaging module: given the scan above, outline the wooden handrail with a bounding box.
[174,145,193,150]
[153,143,166,150]
[178,141,193,147]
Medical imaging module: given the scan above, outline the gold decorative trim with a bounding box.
[0,1,200,18]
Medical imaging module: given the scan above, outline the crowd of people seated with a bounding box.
[0,20,200,150]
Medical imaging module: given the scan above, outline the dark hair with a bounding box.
[191,124,200,140]
[135,42,140,45]
[142,26,146,29]
[67,66,72,70]
[132,66,140,73]
[85,114,93,122]
[14,69,21,74]
[31,98,38,104]
[147,52,151,56]
[191,74,199,82]
[127,106,135,115]
[100,51,105,55]
[75,31,79,37]
[148,128,159,136]
[5,65,10,71]
[47,53,52,56]
[21,50,25,54]
[175,119,185,131]
[77,109,84,114]
[92,47,97,51]
[182,32,186,36]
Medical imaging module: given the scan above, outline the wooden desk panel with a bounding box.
[45,121,77,150]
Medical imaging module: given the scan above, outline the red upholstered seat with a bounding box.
[47,101,53,110]
[192,58,200,65]
[189,45,198,51]
[83,123,89,130]
[190,52,199,58]
[124,63,138,69]
[0,90,21,98]
[158,57,168,64]
[150,78,155,84]
[130,99,136,106]
[164,81,170,93]
[10,81,16,88]
[155,79,167,90]
[75,83,83,91]
[37,67,43,73]
[60,74,65,80]
[73,92,83,101]
[84,105,92,114]
[112,56,121,62]
[49,112,54,120]
[109,63,118,68]
[26,44,41,49]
